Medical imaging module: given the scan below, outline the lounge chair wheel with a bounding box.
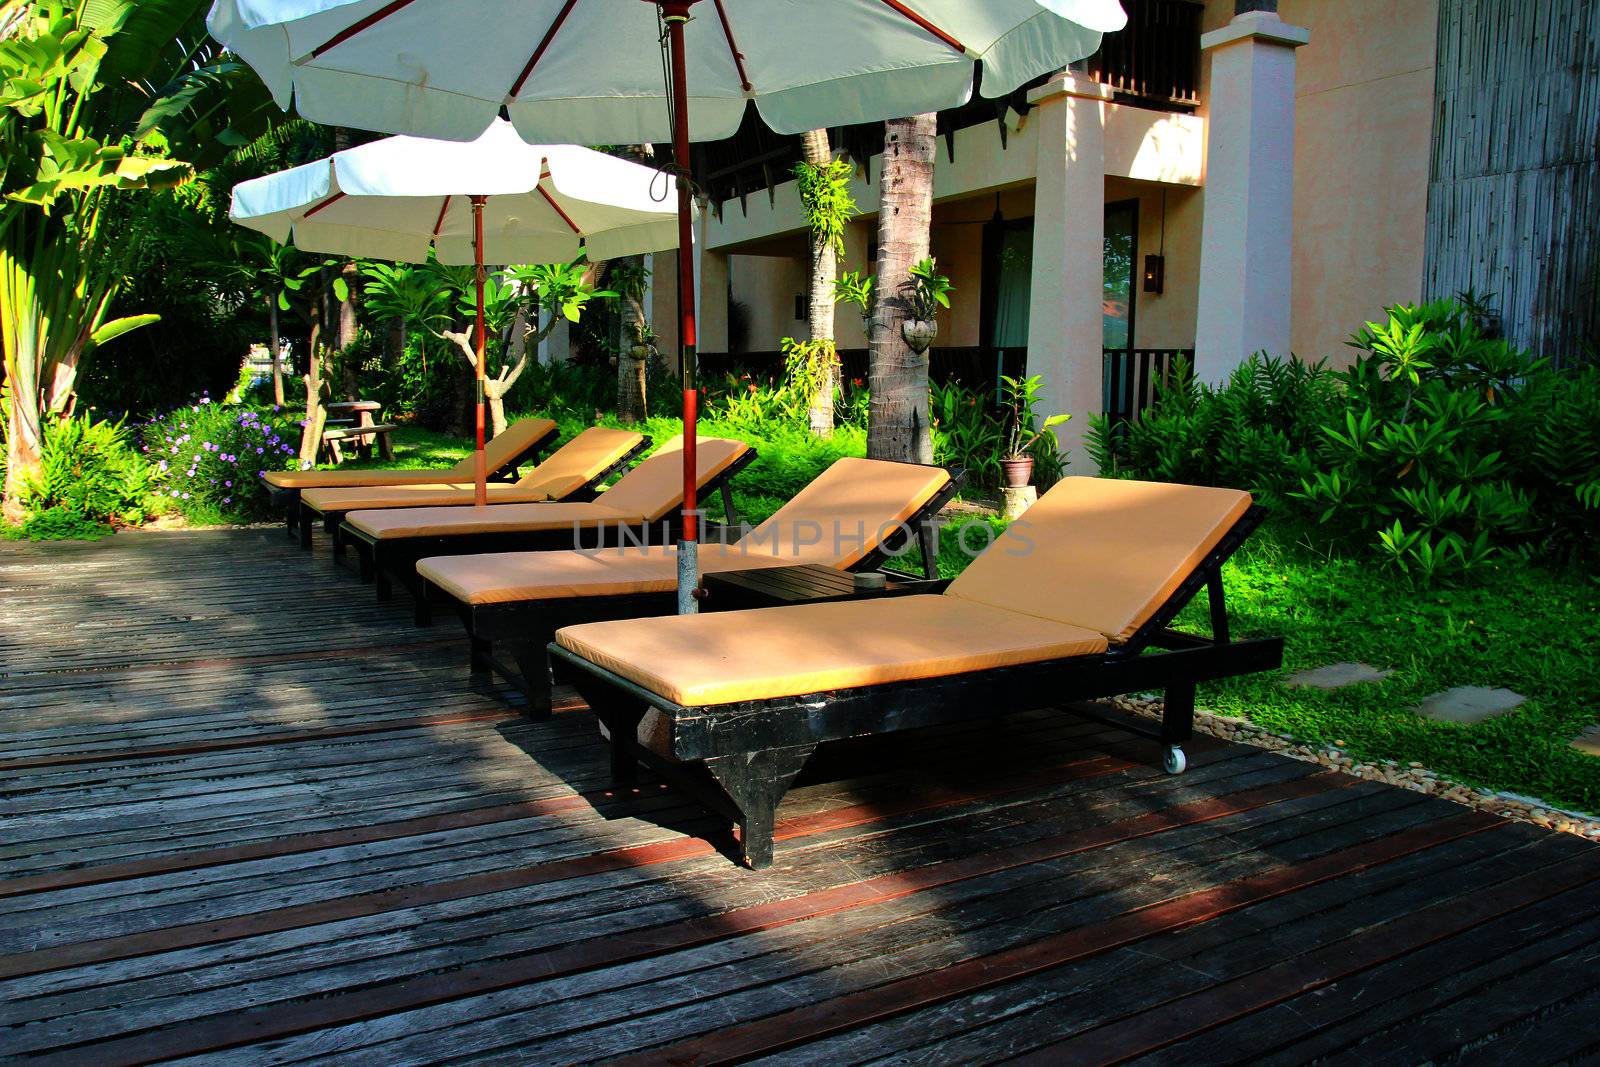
[1163,746,1187,775]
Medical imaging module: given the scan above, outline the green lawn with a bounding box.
[1182,527,1600,814]
[353,425,1600,814]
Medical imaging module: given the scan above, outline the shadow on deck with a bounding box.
[1,529,1597,1064]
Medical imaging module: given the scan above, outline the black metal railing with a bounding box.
[1086,0,1204,110]
[1103,347,1192,425]
[697,346,1028,401]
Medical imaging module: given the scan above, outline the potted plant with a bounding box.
[1000,374,1070,488]
[900,257,952,354]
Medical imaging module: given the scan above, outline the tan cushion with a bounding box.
[514,427,645,499]
[554,595,1107,706]
[300,481,547,512]
[475,417,559,474]
[946,477,1252,644]
[737,457,949,568]
[346,500,638,540]
[418,543,798,604]
[264,468,460,490]
[598,436,749,520]
[416,457,952,605]
[261,415,555,490]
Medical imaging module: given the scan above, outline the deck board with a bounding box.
[1,528,1596,1064]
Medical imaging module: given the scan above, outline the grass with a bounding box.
[1178,526,1600,814]
[302,424,1600,814]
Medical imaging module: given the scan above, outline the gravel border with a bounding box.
[1110,696,1600,841]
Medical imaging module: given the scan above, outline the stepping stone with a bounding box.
[1285,662,1393,690]
[1414,686,1528,725]
[1571,727,1600,757]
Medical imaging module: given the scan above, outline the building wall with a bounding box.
[1106,176,1204,351]
[727,252,810,353]
[1200,0,1438,365]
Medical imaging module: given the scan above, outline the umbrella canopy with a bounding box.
[229,121,681,263]
[230,122,679,506]
[211,0,1126,613]
[211,1,1126,144]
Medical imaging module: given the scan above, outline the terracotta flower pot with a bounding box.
[1001,456,1034,488]
[901,318,938,353]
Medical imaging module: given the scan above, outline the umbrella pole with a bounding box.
[663,1,701,615]
[471,195,489,507]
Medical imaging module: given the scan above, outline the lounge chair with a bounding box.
[296,427,648,552]
[341,436,757,615]
[416,458,964,716]
[549,476,1285,868]
[265,415,559,544]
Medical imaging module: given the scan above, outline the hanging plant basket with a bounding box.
[901,318,938,354]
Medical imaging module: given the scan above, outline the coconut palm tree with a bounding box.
[795,129,856,436]
[867,113,938,463]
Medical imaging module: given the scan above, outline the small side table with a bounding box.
[702,563,944,612]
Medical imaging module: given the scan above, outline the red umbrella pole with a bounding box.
[663,0,701,614]
[471,195,489,507]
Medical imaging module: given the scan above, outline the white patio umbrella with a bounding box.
[210,0,1128,611]
[229,122,679,504]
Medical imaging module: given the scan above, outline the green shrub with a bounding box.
[140,398,301,524]
[19,413,156,539]
[1089,299,1600,583]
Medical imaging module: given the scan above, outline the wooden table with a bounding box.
[702,563,944,612]
[321,401,394,462]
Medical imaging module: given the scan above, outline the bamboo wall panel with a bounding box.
[1426,0,1600,362]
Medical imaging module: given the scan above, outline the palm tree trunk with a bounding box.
[802,129,840,437]
[867,113,937,463]
[266,298,286,406]
[617,257,649,422]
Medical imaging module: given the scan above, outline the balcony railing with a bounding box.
[1103,347,1193,425]
[1085,0,1204,110]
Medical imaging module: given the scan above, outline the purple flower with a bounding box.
[223,497,232,504]
[224,480,232,488]
[256,447,264,454]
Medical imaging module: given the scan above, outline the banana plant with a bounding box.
[0,0,277,522]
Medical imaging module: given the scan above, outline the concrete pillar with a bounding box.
[1193,8,1309,383]
[1025,72,1112,475]
[699,248,729,353]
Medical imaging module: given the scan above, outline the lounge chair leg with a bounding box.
[413,594,432,628]
[509,642,553,720]
[375,570,392,601]
[590,698,647,783]
[469,637,492,676]
[1161,680,1195,775]
[703,743,816,870]
[298,507,313,550]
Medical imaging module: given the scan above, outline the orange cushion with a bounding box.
[513,427,645,499]
[554,595,1107,707]
[261,415,555,490]
[345,501,638,540]
[301,482,548,512]
[419,543,797,604]
[598,436,749,521]
[946,477,1251,643]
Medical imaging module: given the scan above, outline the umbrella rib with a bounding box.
[431,195,454,240]
[303,191,346,219]
[538,184,583,236]
[711,0,753,93]
[509,0,582,98]
[310,0,422,58]
[878,0,970,57]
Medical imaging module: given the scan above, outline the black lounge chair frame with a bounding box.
[439,466,965,719]
[278,419,562,549]
[309,435,650,557]
[344,448,760,622]
[549,505,1283,869]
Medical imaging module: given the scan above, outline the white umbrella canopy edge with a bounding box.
[209,0,1127,144]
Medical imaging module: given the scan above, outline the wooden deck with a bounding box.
[3,529,1599,1065]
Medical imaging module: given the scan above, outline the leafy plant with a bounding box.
[904,257,953,322]
[140,397,300,523]
[833,270,875,329]
[999,374,1070,459]
[19,412,156,538]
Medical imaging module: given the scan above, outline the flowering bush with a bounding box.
[16,414,156,540]
[140,397,300,524]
